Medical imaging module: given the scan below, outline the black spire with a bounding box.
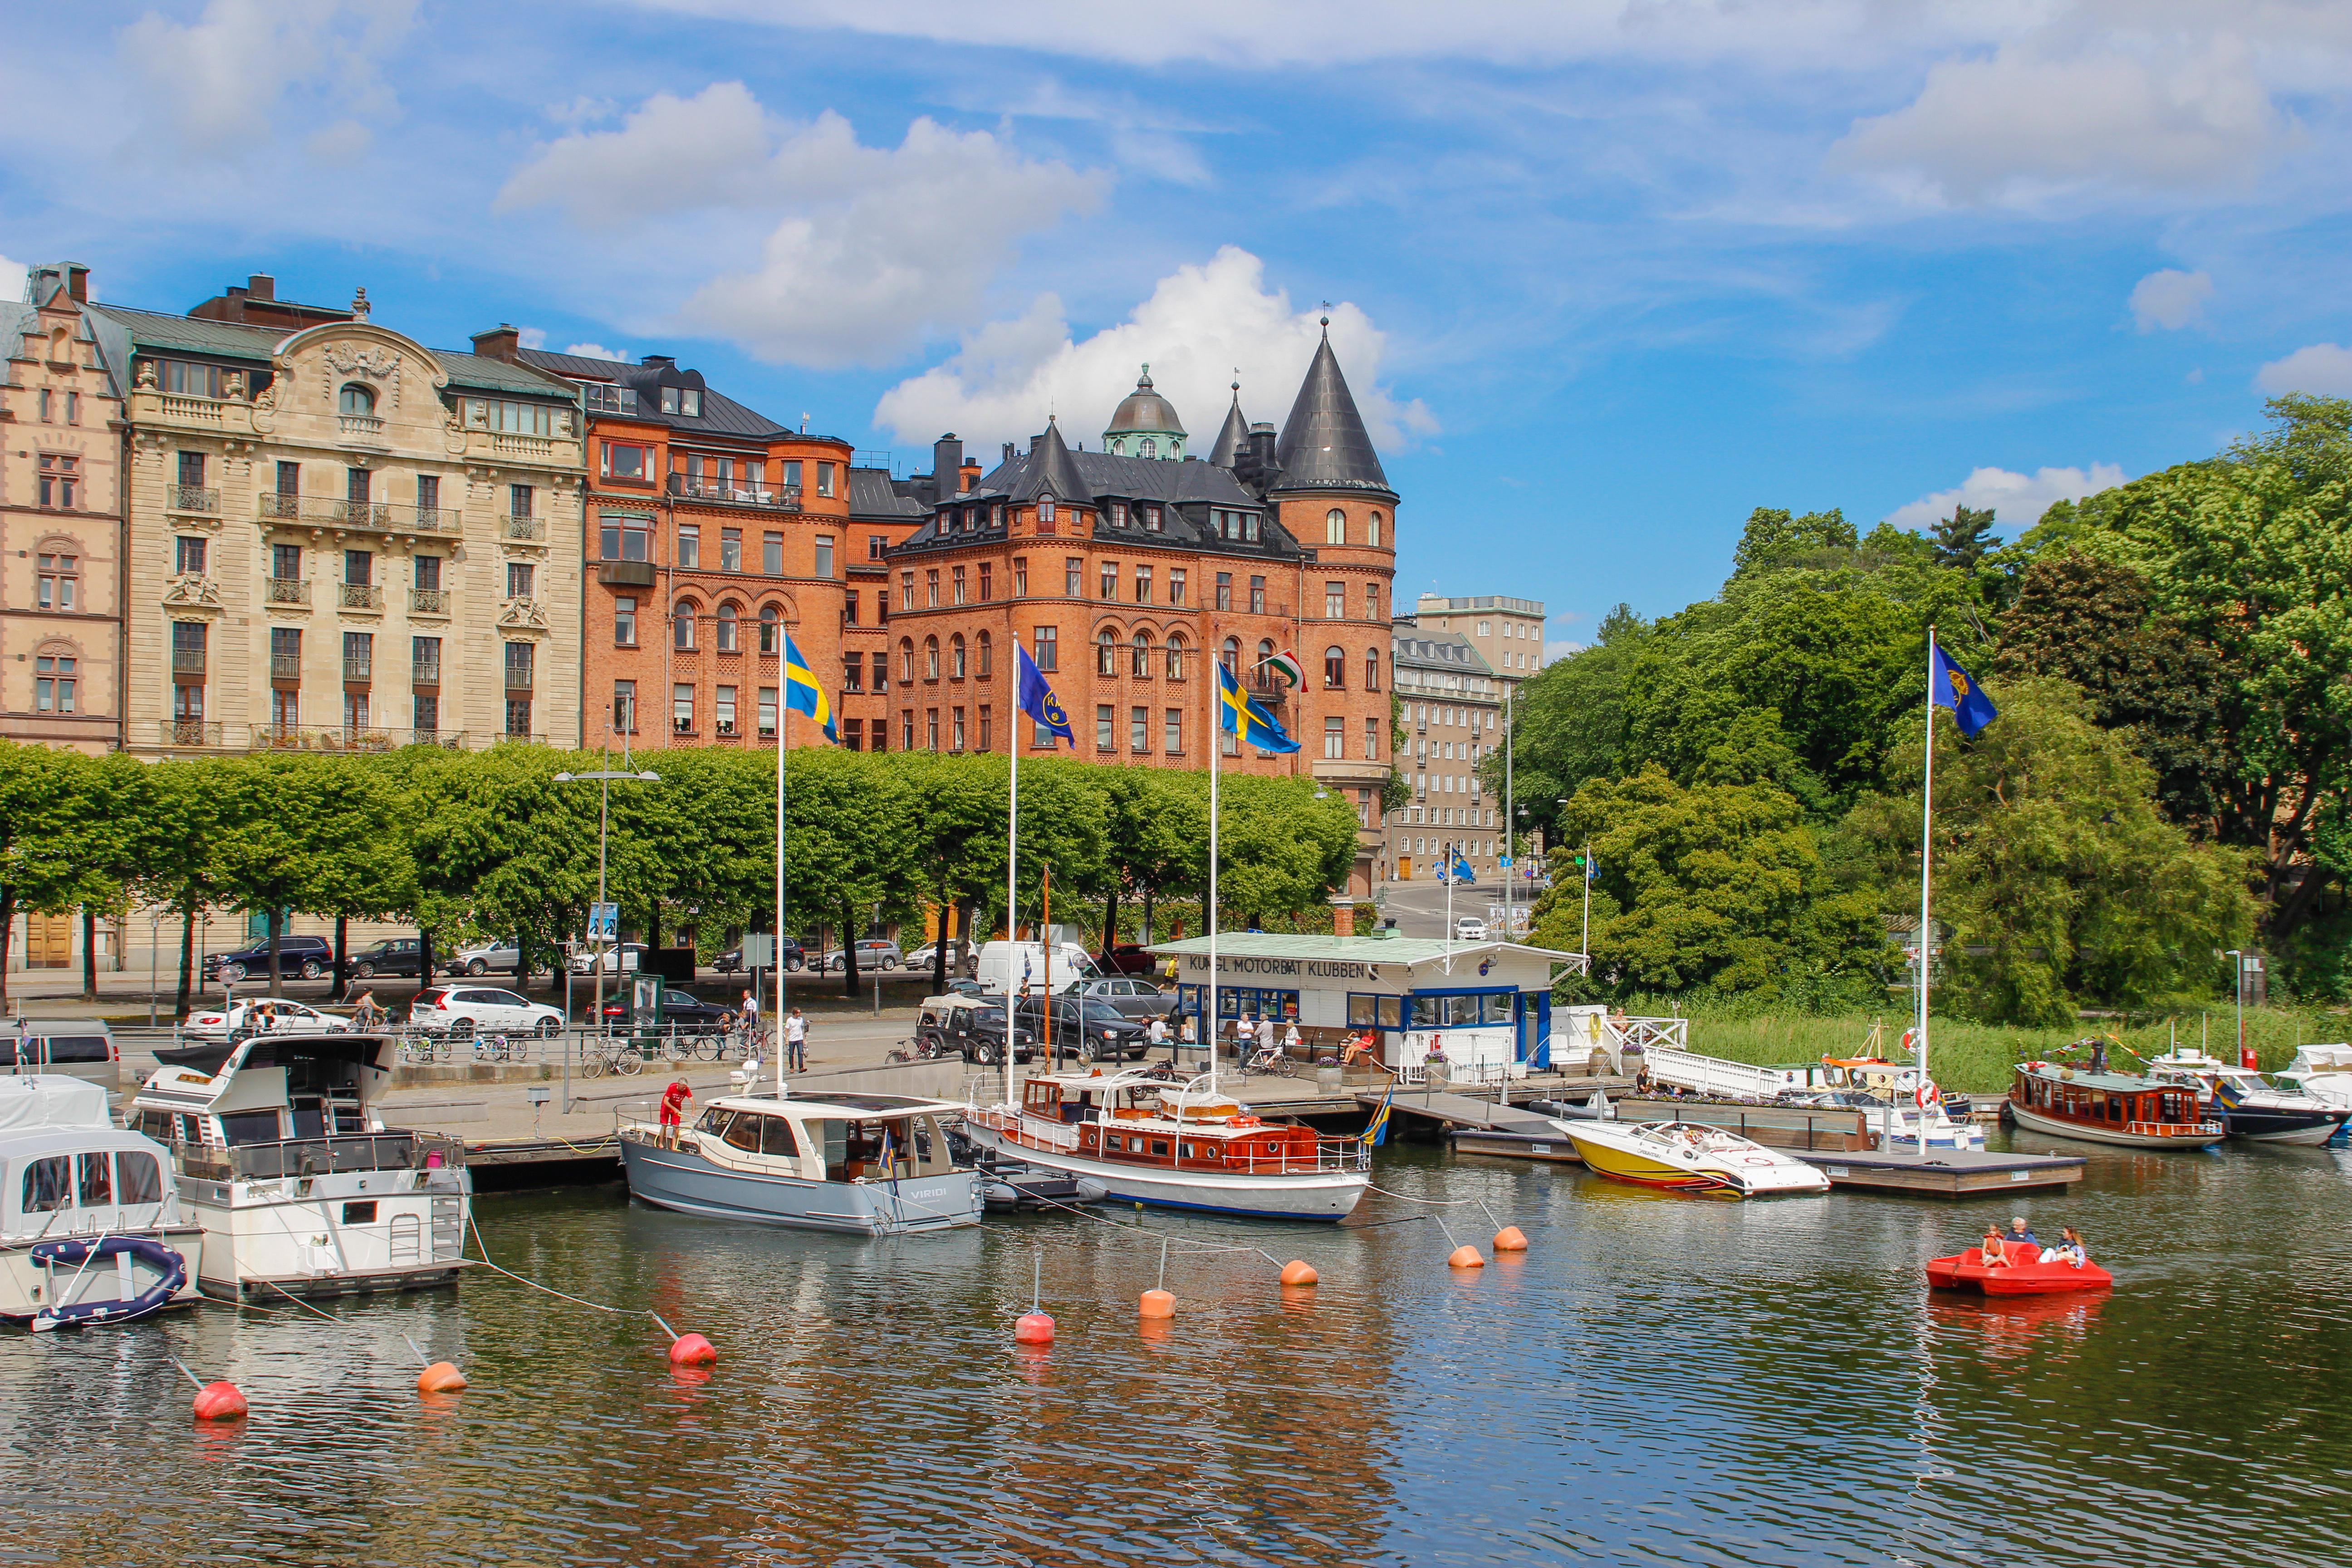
[1273,322,1390,494]
[1208,374,1250,468]
[1009,416,1091,509]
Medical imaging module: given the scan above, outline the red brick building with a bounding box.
[885,332,1397,893]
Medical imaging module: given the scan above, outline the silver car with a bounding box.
[1072,976,1178,1021]
[449,941,525,977]
[816,940,902,973]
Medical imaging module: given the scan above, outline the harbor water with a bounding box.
[5,1136,2351,1566]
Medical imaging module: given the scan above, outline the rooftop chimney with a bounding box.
[1247,421,1278,475]
[640,354,676,370]
[65,264,88,304]
[247,274,275,302]
[960,460,981,493]
[1002,441,1015,463]
[931,434,964,505]
[471,323,521,363]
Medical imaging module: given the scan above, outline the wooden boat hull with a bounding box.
[963,1121,1367,1220]
[1927,1248,2113,1296]
[2008,1100,2226,1150]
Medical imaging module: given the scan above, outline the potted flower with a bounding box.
[1314,1054,1343,1092]
[1424,1045,1451,1089]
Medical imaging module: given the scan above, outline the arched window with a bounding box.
[1220,637,1240,674]
[977,630,993,677]
[758,603,779,653]
[1258,639,1275,679]
[951,633,966,679]
[1368,511,1384,548]
[1098,628,1119,676]
[715,602,739,652]
[673,601,698,650]
[1365,647,1381,691]
[1326,507,1346,545]
[1324,646,1346,688]
[1039,494,1056,524]
[924,636,941,681]
[1141,438,1157,459]
[899,637,916,685]
[338,383,376,416]
[1166,634,1187,681]
[1132,630,1152,678]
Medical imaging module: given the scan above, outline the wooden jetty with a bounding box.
[460,1133,623,1191]
[1788,1147,2085,1196]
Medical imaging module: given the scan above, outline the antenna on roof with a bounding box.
[800,413,808,434]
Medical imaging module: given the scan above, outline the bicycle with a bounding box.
[1242,1046,1298,1079]
[472,1033,531,1066]
[398,1034,442,1066]
[581,1035,645,1079]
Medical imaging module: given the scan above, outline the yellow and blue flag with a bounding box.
[1930,644,1998,739]
[1361,1081,1393,1147]
[781,630,837,743]
[1216,661,1299,754]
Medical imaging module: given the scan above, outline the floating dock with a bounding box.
[1788,1147,2085,1196]
[459,1133,622,1191]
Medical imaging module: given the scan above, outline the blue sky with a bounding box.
[7,2,2351,651]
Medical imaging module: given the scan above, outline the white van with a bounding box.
[972,940,1097,997]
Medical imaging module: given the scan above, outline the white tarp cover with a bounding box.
[0,1074,112,1132]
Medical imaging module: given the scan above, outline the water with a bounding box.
[6,1137,2352,1567]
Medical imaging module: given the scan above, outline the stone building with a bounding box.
[1385,627,1503,883]
[883,335,1398,895]
[98,276,586,756]
[1412,593,1547,698]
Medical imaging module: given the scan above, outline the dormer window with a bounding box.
[1039,495,1056,524]
[662,387,677,414]
[1112,502,1127,528]
[1145,506,1162,532]
[339,383,376,416]
[660,387,701,417]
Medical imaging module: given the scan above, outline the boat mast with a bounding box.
[1209,659,1221,1098]
[774,689,788,1101]
[1043,864,1054,1066]
[1916,625,1937,1162]
[1006,712,1019,1109]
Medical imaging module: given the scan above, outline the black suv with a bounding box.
[716,939,805,974]
[348,937,429,980]
[204,935,333,983]
[1013,996,1152,1064]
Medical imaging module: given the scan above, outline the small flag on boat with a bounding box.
[781,631,838,743]
[1015,644,1075,748]
[1263,648,1306,688]
[1930,643,1998,738]
[1361,1082,1394,1147]
[1217,661,1300,754]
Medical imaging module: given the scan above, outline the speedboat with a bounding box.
[963,1069,1370,1221]
[2143,1048,2350,1145]
[619,1091,982,1235]
[126,1034,470,1301]
[1,1076,204,1329]
[1927,1240,2113,1297]
[2007,1060,2226,1149]
[1558,1119,1831,1197]
[2276,1045,2352,1114]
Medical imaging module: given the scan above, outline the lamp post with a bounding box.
[1502,685,1514,941]
[2225,948,2248,1069]
[554,760,660,1114]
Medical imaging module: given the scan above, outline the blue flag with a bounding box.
[1360,1082,1393,1147]
[1215,661,1300,754]
[1015,644,1074,748]
[1930,644,1998,738]
[780,630,837,743]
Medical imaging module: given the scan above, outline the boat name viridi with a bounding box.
[1181,956,1379,980]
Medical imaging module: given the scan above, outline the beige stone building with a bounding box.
[1412,593,1547,699]
[1384,626,1504,884]
[95,275,585,756]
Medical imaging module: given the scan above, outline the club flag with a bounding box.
[1361,1081,1394,1147]
[780,630,837,743]
[1216,661,1301,753]
[1015,644,1075,748]
[1930,644,1998,738]
[1264,648,1306,688]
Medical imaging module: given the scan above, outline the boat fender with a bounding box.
[667,1333,718,1367]
[417,1362,468,1395]
[1447,1245,1486,1270]
[192,1381,248,1422]
[1073,1178,1110,1202]
[1279,1259,1319,1287]
[1139,1289,1175,1320]
[1493,1226,1529,1253]
[1014,1311,1055,1344]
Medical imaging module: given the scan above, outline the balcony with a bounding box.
[343,658,372,684]
[248,725,466,753]
[597,559,657,588]
[504,515,545,542]
[666,475,802,511]
[265,576,311,606]
[270,653,303,681]
[492,432,554,459]
[338,414,387,443]
[258,495,459,536]
[412,661,442,687]
[167,484,219,513]
[171,647,207,676]
[158,394,225,425]
[157,720,225,749]
[339,583,384,610]
[410,589,450,616]
[504,668,535,693]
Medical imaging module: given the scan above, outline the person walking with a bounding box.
[784,1006,808,1073]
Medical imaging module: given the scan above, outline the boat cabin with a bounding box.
[2,1079,178,1243]
[2011,1062,2210,1137]
[128,1034,459,1180]
[684,1093,961,1184]
[1014,1071,1337,1175]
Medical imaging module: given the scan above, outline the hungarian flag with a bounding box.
[1264,648,1306,687]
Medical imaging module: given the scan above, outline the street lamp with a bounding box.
[553,764,661,1112]
[2224,949,2259,1068]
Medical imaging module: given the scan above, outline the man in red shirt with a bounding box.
[658,1078,694,1148]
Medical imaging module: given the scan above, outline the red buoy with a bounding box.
[1492,1226,1529,1253]
[1279,1259,1318,1287]
[416,1362,468,1394]
[1447,1245,1486,1270]
[1014,1311,1056,1344]
[667,1333,717,1366]
[1138,1288,1175,1320]
[191,1381,248,1422]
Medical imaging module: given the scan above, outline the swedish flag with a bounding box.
[781,630,838,743]
[1216,661,1299,754]
[1361,1082,1394,1147]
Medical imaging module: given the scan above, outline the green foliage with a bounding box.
[1730,506,1858,577]
[1931,504,1999,571]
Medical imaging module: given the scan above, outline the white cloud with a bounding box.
[872,245,1437,453]
[0,256,26,299]
[2256,343,2352,396]
[2130,268,2213,331]
[563,342,630,362]
[516,327,548,350]
[1542,641,1585,664]
[118,0,415,163]
[1886,463,2129,533]
[499,84,1105,367]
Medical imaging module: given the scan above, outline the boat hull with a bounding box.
[1927,1248,2113,1296]
[2221,1107,2351,1145]
[2008,1101,2226,1150]
[620,1137,981,1235]
[1559,1123,1829,1197]
[962,1122,1367,1220]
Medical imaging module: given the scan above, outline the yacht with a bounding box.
[619,1091,982,1235]
[1,1076,204,1329]
[1557,1118,1831,1197]
[2276,1045,2352,1114]
[2142,1048,2350,1145]
[126,1034,470,1301]
[964,1070,1370,1221]
[2006,1060,2225,1149]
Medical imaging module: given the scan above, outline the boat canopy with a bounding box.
[0,1075,110,1132]
[710,1092,963,1121]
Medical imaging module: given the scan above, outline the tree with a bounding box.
[0,744,107,1012]
[1210,773,1357,928]
[206,756,416,995]
[1841,678,2256,1024]
[1484,604,1647,849]
[132,759,239,1021]
[1730,506,1858,578]
[1931,504,1999,570]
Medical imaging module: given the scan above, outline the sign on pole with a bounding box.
[738,933,775,970]
[588,902,619,940]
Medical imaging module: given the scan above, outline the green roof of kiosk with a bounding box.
[1146,933,1580,968]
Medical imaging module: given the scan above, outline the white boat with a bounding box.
[2276,1045,2352,1116]
[125,1034,470,1302]
[964,1069,1370,1221]
[618,1091,982,1235]
[2143,1048,2350,1145]
[1,1076,206,1329]
[1558,1118,1831,1197]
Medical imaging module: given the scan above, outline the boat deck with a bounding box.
[1788,1147,2086,1196]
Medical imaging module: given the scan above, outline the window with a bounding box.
[715,602,739,651]
[715,686,738,735]
[1145,505,1162,531]
[1366,717,1381,761]
[843,590,860,626]
[926,708,940,750]
[868,534,885,559]
[1327,508,1346,544]
[1066,558,1083,597]
[760,603,780,653]
[506,698,532,737]
[1134,565,1152,603]
[677,525,701,568]
[271,688,299,730]
[343,691,371,730]
[899,639,916,685]
[600,513,652,561]
[657,386,701,418]
[613,680,637,734]
[36,389,49,422]
[673,683,696,734]
[720,529,743,573]
[35,553,77,610]
[674,603,697,650]
[952,706,967,751]
[177,451,206,489]
[1215,572,1232,610]
[1039,495,1057,525]
[1325,647,1346,688]
[1100,562,1117,600]
[507,561,535,600]
[175,536,208,575]
[979,706,993,751]
[925,636,941,681]
[1220,637,1240,673]
[339,383,377,416]
[1250,576,1266,614]
[603,441,650,481]
[1259,638,1276,675]
[35,456,77,509]
[65,392,78,424]
[1098,629,1118,676]
[1366,648,1382,691]
[760,687,779,737]
[1166,634,1187,681]
[1170,568,1186,607]
[1096,705,1115,750]
[901,571,916,611]
[926,569,941,608]
[902,710,916,750]
[1034,626,1057,671]
[276,461,300,496]
[413,636,441,685]
[505,642,534,691]
[951,633,967,679]
[950,565,967,605]
[979,563,994,602]
[1132,632,1152,678]
[1367,582,1381,619]
[170,619,207,676]
[508,483,535,521]
[615,596,638,645]
[872,651,888,692]
[1165,708,1183,754]
[343,631,373,682]
[1132,706,1150,753]
[843,717,864,751]
[1014,559,1028,597]
[842,655,863,693]
[1369,511,1384,548]
[977,631,993,677]
[469,397,561,436]
[784,461,803,490]
[33,654,74,714]
[817,462,834,498]
[1112,501,1127,528]
[764,532,784,576]
[1327,583,1345,620]
[813,534,834,579]
[1477,620,1492,637]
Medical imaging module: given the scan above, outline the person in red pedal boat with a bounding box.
[1980,1226,2009,1266]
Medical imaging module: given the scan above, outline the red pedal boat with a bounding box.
[1926,1244,2113,1296]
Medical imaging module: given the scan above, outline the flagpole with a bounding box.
[1006,716,1019,1109]
[1916,625,1936,1163]
[1209,659,1221,1100]
[774,696,788,1101]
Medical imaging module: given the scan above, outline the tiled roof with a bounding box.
[92,304,573,401]
[848,467,924,519]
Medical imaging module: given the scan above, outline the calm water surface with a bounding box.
[5,1134,2351,1566]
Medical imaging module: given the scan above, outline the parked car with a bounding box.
[1092,943,1159,978]
[715,938,805,974]
[593,985,736,1034]
[1072,975,1178,1021]
[916,995,1035,1065]
[0,1020,120,1092]
[973,940,1096,996]
[814,939,903,974]
[570,942,650,976]
[1012,996,1151,1064]
[181,999,350,1043]
[926,977,986,1001]
[448,940,527,978]
[1453,917,1489,941]
[204,935,334,983]
[409,985,566,1037]
[903,939,970,975]
[348,936,428,980]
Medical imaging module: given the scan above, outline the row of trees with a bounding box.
[1498,396,2352,1023]
[0,743,1360,1016]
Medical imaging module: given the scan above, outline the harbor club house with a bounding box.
[1147,932,1583,1076]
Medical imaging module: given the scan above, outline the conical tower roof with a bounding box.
[1208,381,1251,467]
[1273,326,1391,495]
[1008,416,1092,508]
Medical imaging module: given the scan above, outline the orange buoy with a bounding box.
[191,1381,248,1422]
[1447,1245,1486,1270]
[1139,1288,1175,1319]
[416,1362,468,1395]
[1014,1311,1056,1344]
[1279,1259,1319,1287]
[666,1333,717,1367]
[1493,1226,1529,1253]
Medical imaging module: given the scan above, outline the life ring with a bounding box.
[1915,1082,1941,1109]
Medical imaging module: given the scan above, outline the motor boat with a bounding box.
[0,1076,204,1330]
[2275,1045,2352,1115]
[1927,1240,2113,1296]
[619,1091,982,1235]
[126,1034,470,1301]
[1556,1119,1831,1197]
[964,1069,1370,1221]
[2142,1048,2350,1145]
[2006,1060,2226,1149]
